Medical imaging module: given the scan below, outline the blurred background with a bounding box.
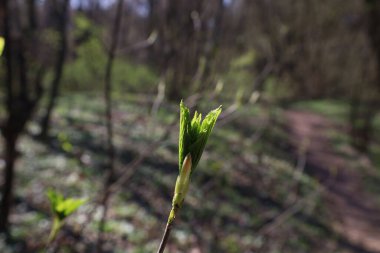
[1,0,380,252]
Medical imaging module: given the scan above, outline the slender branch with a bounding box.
[157,220,173,253]
[96,0,124,251]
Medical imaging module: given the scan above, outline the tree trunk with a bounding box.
[348,0,380,152]
[367,0,380,91]
[40,0,70,138]
[0,0,44,234]
[0,134,17,234]
[0,0,13,234]
[159,0,206,101]
[350,100,376,153]
[201,0,224,86]
[27,0,37,30]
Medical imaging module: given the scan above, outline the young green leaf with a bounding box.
[56,198,87,217]
[178,101,222,173]
[47,189,87,221]
[179,101,190,171]
[47,190,65,219]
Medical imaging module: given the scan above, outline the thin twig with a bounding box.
[96,0,124,251]
[157,220,174,253]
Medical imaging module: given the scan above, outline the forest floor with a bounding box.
[1,95,380,253]
[286,109,380,253]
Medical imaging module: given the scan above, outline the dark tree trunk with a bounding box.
[163,0,204,101]
[0,0,44,234]
[367,0,380,91]
[40,0,70,138]
[147,0,161,67]
[348,0,380,152]
[0,134,17,233]
[0,0,14,234]
[149,0,205,101]
[27,0,37,30]
[201,0,224,86]
[349,100,376,153]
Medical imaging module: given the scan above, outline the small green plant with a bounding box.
[46,189,87,245]
[0,37,4,56]
[157,101,222,253]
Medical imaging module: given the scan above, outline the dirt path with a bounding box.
[286,110,380,253]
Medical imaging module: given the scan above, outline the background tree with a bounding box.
[0,0,45,233]
[349,0,380,152]
[39,0,70,138]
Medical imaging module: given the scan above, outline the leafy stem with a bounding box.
[46,189,87,250]
[156,101,221,253]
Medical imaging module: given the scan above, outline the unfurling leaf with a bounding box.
[47,189,87,221]
[173,102,222,209]
[46,189,87,244]
[179,101,221,173]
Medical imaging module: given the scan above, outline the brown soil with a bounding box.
[286,110,380,253]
